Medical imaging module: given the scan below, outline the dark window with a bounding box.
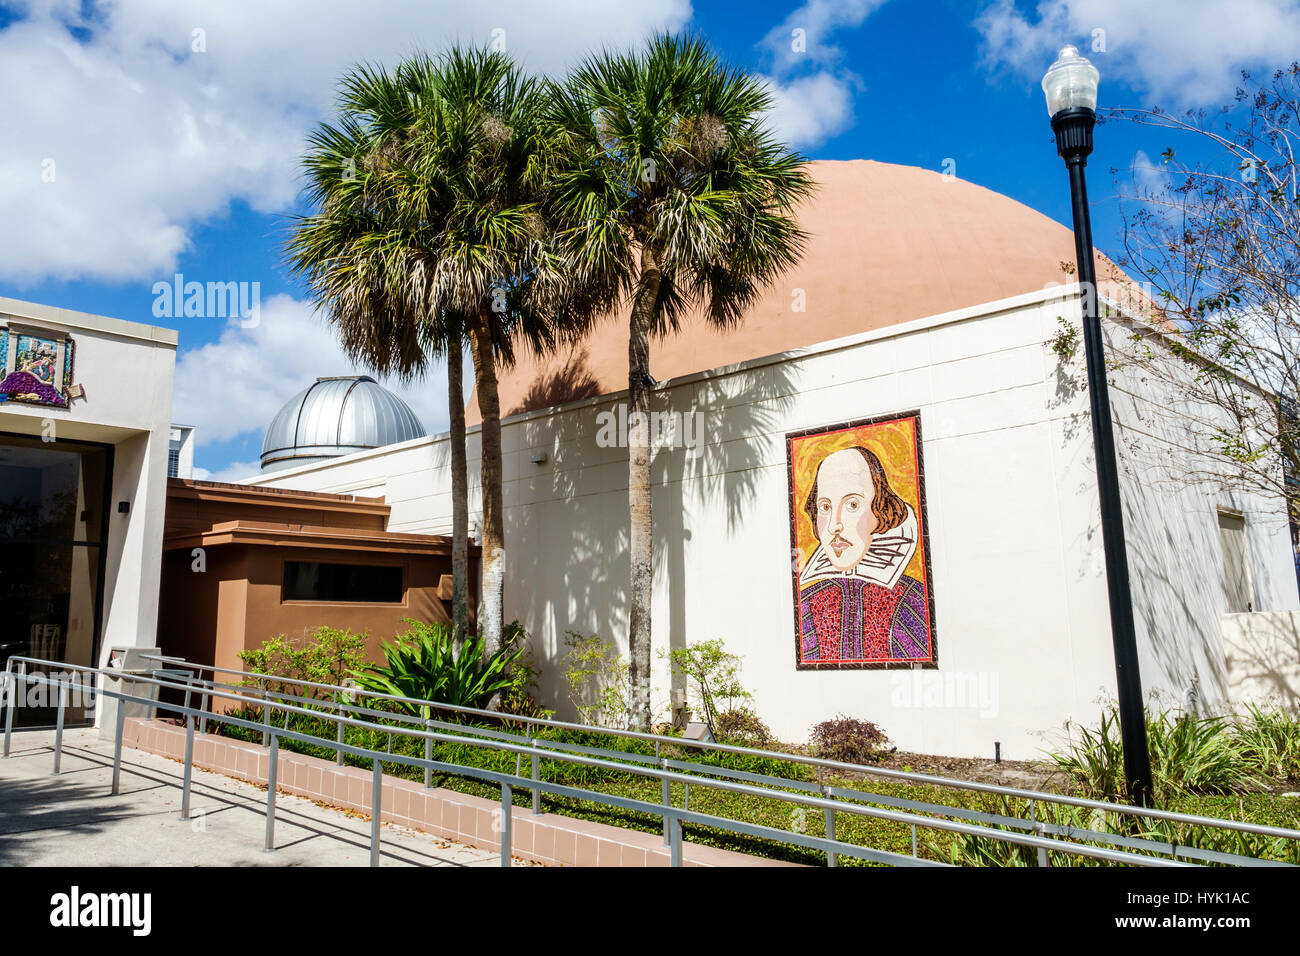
[282,561,402,603]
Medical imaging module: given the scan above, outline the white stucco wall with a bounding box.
[249,286,1299,759]
[1102,312,1300,715]
[0,297,177,688]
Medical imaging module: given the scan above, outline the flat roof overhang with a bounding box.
[166,477,392,519]
[162,519,464,556]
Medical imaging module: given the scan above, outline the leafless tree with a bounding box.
[1106,65,1300,522]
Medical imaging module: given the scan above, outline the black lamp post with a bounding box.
[1042,46,1154,807]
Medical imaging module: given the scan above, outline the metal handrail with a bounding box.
[124,664,1300,861]
[2,661,943,867]
[1,657,1294,867]
[136,653,1300,842]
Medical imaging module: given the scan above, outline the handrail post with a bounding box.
[259,679,269,747]
[335,694,345,768]
[1030,800,1049,867]
[51,678,67,775]
[661,760,671,845]
[111,703,126,795]
[501,784,513,867]
[669,816,683,867]
[424,718,433,789]
[3,669,17,758]
[181,712,195,819]
[824,787,838,867]
[370,758,383,867]
[530,740,541,815]
[265,733,279,850]
[199,680,211,736]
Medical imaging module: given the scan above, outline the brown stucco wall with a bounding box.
[157,544,458,669]
[239,545,453,659]
[156,478,473,672]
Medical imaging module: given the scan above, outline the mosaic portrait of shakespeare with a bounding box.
[786,412,937,668]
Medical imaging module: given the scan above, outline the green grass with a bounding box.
[1048,706,1269,802]
[928,790,1300,866]
[209,707,981,865]
[206,706,1300,867]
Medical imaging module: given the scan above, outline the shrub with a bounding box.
[1233,703,1300,781]
[237,626,368,702]
[1048,703,1263,801]
[931,792,1300,867]
[561,632,630,729]
[810,716,890,765]
[714,707,772,749]
[927,794,1100,867]
[666,638,752,736]
[351,619,523,714]
[498,621,553,722]
[1047,707,1126,799]
[1150,710,1262,796]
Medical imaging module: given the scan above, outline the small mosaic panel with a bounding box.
[0,322,75,408]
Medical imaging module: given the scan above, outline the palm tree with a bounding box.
[288,47,582,653]
[548,34,815,729]
[445,314,470,638]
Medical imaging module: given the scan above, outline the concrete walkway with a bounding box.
[0,729,500,867]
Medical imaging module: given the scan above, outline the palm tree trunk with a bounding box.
[467,317,506,656]
[627,244,662,732]
[447,319,470,639]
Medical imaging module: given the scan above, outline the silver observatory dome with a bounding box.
[260,375,426,473]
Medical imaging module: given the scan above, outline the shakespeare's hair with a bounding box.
[804,446,909,540]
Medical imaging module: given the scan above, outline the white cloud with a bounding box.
[192,460,262,484]
[171,293,453,453]
[754,0,886,148]
[975,0,1300,106]
[759,0,889,72]
[0,0,692,284]
[1130,149,1172,197]
[760,72,856,147]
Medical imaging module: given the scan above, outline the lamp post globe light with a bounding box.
[1043,45,1155,807]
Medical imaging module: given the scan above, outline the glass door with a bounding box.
[0,433,109,727]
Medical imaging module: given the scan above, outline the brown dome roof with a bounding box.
[469,158,1132,423]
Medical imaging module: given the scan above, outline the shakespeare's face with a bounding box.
[813,448,879,572]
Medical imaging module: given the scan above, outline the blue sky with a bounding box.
[1,0,1296,479]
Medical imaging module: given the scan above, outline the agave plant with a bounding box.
[353,619,524,714]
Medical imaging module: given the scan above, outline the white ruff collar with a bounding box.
[799,505,918,590]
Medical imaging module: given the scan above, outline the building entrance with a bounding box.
[0,432,110,727]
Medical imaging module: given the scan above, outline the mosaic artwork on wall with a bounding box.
[786,410,937,669]
[0,324,76,408]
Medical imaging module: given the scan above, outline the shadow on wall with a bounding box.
[503,347,799,722]
[1222,610,1300,709]
[1109,385,1292,714]
[507,347,603,418]
[1120,473,1232,712]
[1101,313,1299,715]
